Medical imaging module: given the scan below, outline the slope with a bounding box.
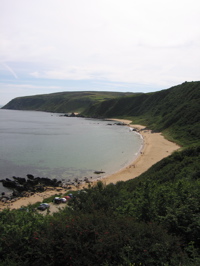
[83,81,200,146]
[1,91,134,113]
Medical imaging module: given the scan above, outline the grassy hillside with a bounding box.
[83,81,200,146]
[3,81,199,145]
[2,91,134,113]
[1,81,200,265]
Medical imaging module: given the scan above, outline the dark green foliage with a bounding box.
[67,146,200,264]
[1,81,200,264]
[1,146,200,265]
[0,208,183,266]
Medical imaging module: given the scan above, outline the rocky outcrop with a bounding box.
[0,175,62,198]
[94,171,105,174]
[59,113,85,118]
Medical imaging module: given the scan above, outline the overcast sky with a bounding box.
[0,0,200,104]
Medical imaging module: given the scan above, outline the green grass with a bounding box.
[2,91,135,113]
[83,81,200,146]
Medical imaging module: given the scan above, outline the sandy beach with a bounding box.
[102,120,180,184]
[0,120,180,211]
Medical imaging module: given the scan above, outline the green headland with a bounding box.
[1,81,200,265]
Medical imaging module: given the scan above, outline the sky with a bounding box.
[0,0,200,105]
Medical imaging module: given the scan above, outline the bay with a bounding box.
[0,109,143,193]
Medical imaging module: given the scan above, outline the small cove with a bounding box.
[0,109,143,193]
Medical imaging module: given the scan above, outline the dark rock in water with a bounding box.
[60,112,77,117]
[26,179,39,187]
[84,177,91,183]
[0,190,13,202]
[69,112,76,117]
[94,171,105,174]
[38,177,61,186]
[57,181,62,186]
[15,184,25,192]
[52,178,62,186]
[0,174,63,200]
[114,122,125,126]
[2,180,17,188]
[41,177,52,185]
[13,176,26,184]
[27,174,34,180]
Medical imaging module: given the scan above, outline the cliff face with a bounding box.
[1,91,134,113]
[82,81,200,146]
[83,81,200,119]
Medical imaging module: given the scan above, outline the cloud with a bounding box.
[30,72,40,78]
[0,82,63,104]
[2,83,61,90]
[0,0,200,104]
[1,62,18,79]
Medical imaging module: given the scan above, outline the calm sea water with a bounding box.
[0,109,143,193]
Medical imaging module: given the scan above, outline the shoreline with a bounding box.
[100,121,144,181]
[102,120,180,184]
[0,120,180,211]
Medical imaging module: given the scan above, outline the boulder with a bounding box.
[94,171,105,174]
[13,176,26,184]
[2,180,17,188]
[27,174,34,180]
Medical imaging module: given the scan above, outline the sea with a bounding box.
[0,109,143,193]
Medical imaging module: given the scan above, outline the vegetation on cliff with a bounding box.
[2,91,134,113]
[1,81,200,265]
[82,81,200,146]
[1,145,200,265]
[2,81,200,146]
